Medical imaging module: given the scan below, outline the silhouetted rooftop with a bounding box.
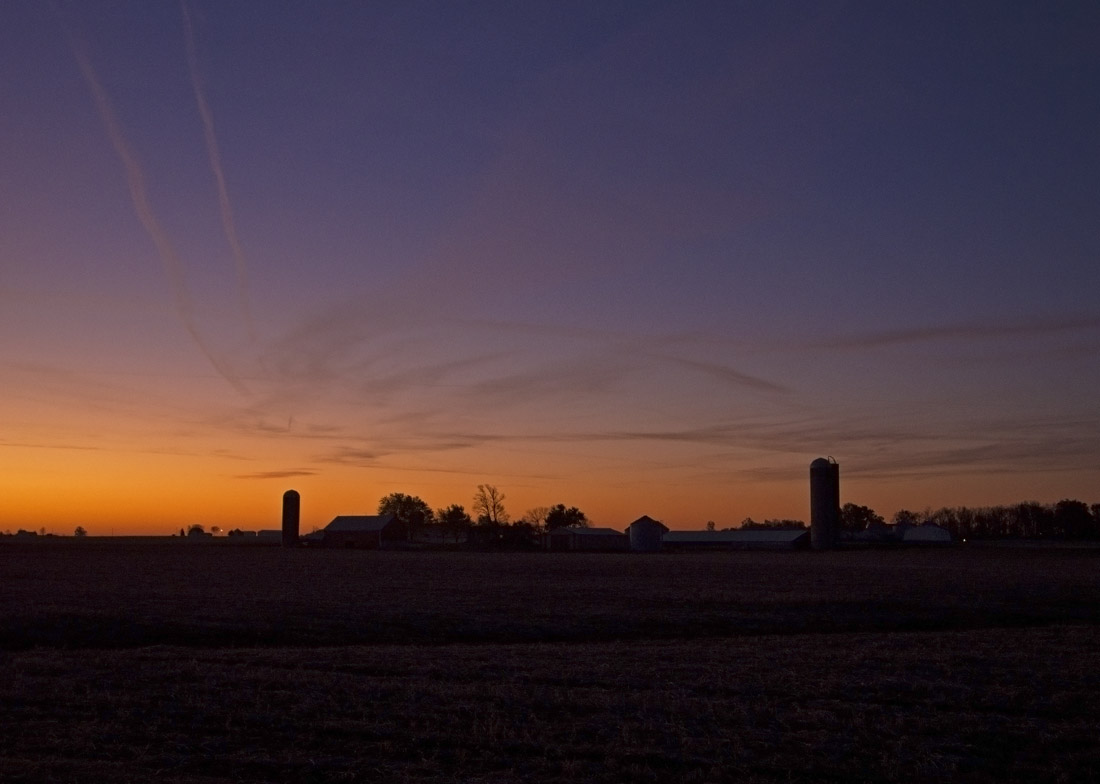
[324,514,397,533]
[663,529,808,543]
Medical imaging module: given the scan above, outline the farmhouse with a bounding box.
[545,526,629,552]
[315,514,401,548]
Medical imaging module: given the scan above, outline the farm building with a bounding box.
[315,514,401,548]
[627,516,669,552]
[900,523,952,544]
[851,522,953,545]
[545,526,629,552]
[661,529,809,551]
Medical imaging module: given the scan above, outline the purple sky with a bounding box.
[2,1,1099,532]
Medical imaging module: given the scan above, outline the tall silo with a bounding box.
[809,457,839,550]
[282,489,300,548]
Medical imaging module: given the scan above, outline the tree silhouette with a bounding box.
[436,504,473,543]
[473,485,509,525]
[521,507,551,531]
[892,509,922,526]
[1054,499,1094,540]
[544,504,587,531]
[741,518,806,530]
[378,493,434,539]
[839,503,884,533]
[73,526,87,537]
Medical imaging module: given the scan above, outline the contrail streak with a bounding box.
[58,15,249,395]
[181,0,257,343]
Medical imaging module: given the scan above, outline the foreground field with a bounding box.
[2,543,1100,781]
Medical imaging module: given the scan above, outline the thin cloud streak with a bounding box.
[181,0,256,343]
[58,12,248,395]
[234,469,317,480]
[653,354,790,394]
[814,314,1100,350]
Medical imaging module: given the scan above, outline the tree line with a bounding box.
[721,498,1100,541]
[886,499,1100,541]
[377,485,590,547]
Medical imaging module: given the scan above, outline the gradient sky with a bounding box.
[3,1,1099,534]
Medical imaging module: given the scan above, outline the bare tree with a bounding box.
[473,484,509,525]
[521,506,551,531]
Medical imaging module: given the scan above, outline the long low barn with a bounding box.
[661,529,809,551]
[307,514,401,548]
[545,526,630,552]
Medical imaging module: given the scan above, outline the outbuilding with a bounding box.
[318,514,401,548]
[545,526,629,552]
[661,529,809,551]
[900,523,952,544]
[626,516,669,552]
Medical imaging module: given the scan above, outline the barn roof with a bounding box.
[549,526,624,536]
[627,515,669,531]
[663,529,808,543]
[324,514,397,533]
[901,524,952,542]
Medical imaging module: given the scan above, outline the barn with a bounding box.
[627,516,669,552]
[545,526,629,552]
[900,523,952,544]
[318,514,401,548]
[661,529,809,551]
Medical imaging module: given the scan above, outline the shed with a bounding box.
[661,529,809,551]
[320,514,400,548]
[900,523,952,544]
[627,516,669,552]
[546,526,629,552]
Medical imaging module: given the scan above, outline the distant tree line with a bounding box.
[736,518,807,530]
[889,500,1100,541]
[735,499,1100,541]
[376,485,591,549]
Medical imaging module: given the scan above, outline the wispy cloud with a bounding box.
[56,8,248,395]
[181,0,256,343]
[652,354,790,394]
[234,469,317,480]
[812,314,1100,350]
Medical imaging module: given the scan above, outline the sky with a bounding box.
[2,1,1099,534]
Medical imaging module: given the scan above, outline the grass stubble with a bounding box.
[1,542,1099,782]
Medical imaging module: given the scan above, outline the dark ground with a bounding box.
[2,542,1099,782]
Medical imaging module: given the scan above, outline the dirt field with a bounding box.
[2,542,1099,781]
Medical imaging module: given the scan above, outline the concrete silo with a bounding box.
[809,457,839,550]
[282,489,300,548]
